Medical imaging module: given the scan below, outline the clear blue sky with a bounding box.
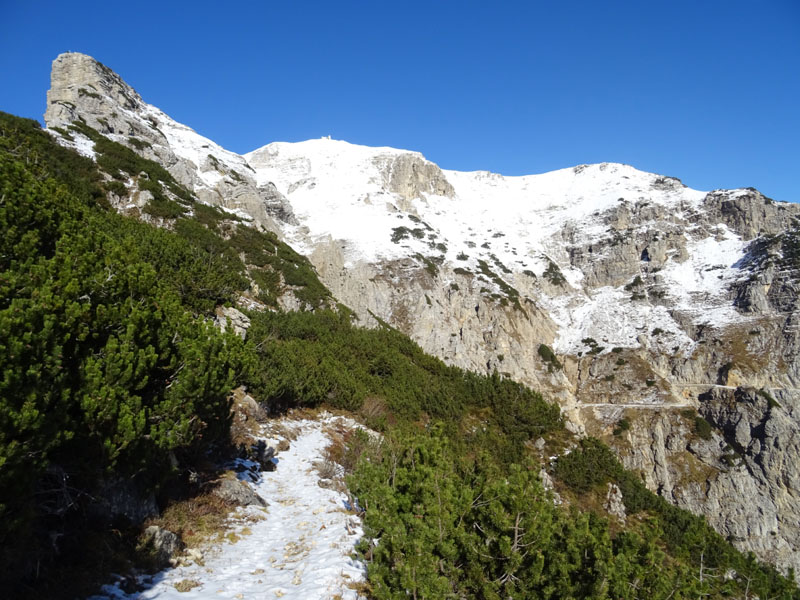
[1,0,798,201]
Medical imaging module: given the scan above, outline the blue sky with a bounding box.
[1,0,798,201]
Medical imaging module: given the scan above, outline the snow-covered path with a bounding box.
[93,417,366,599]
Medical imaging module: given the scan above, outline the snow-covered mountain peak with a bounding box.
[245,137,430,191]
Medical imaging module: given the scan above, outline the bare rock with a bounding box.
[215,306,251,339]
[43,52,285,232]
[212,477,267,507]
[604,483,627,522]
[140,526,182,568]
[375,153,455,203]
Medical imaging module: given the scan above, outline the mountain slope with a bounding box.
[42,52,800,573]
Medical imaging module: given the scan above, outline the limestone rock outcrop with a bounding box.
[215,306,251,339]
[376,153,455,203]
[45,52,294,231]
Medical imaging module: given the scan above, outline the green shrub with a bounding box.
[694,416,713,440]
[390,226,410,242]
[554,438,623,492]
[476,259,521,309]
[624,275,643,291]
[69,120,194,206]
[543,259,566,285]
[613,417,630,435]
[757,388,781,409]
[245,310,561,442]
[143,194,187,220]
[0,123,248,586]
[49,126,74,141]
[226,225,330,308]
[537,343,562,372]
[104,180,127,197]
[77,87,101,99]
[416,254,443,278]
[128,136,152,151]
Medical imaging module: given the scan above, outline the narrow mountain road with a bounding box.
[92,416,366,600]
[578,383,800,411]
[578,402,694,410]
[679,383,800,392]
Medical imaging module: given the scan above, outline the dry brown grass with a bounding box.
[261,418,302,442]
[358,396,393,427]
[345,579,373,595]
[147,492,232,549]
[174,579,201,592]
[313,458,339,480]
[320,424,373,476]
[147,470,268,550]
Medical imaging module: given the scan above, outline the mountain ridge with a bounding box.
[43,51,800,574]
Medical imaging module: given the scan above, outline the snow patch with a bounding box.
[660,226,748,328]
[47,127,96,159]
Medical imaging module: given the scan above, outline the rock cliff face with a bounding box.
[43,52,800,572]
[45,52,294,230]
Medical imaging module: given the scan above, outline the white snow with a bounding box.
[47,128,96,159]
[546,225,750,355]
[546,286,695,355]
[245,139,413,266]
[91,416,366,600]
[243,137,746,354]
[659,225,748,328]
[245,140,709,278]
[58,80,758,357]
[137,104,255,190]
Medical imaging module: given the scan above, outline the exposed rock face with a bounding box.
[45,52,294,231]
[215,306,251,339]
[593,386,800,572]
[604,483,627,522]
[308,240,567,398]
[213,477,268,507]
[46,54,142,125]
[42,52,800,573]
[140,526,182,568]
[375,153,455,203]
[698,387,800,566]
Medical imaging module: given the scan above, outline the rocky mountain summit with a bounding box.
[45,53,295,228]
[44,52,800,572]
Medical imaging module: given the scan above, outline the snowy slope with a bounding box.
[137,104,255,190]
[245,138,750,355]
[43,51,767,360]
[91,416,366,600]
[246,139,413,264]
